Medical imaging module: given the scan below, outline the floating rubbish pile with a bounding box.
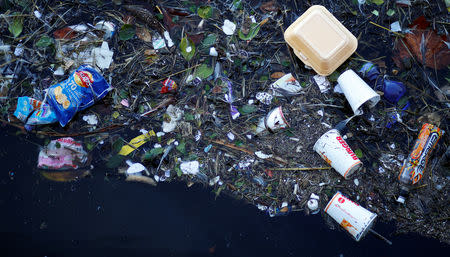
[1,0,449,244]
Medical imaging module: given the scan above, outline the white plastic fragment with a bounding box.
[82,114,98,125]
[165,170,171,178]
[163,31,174,47]
[281,201,288,208]
[209,47,218,56]
[162,105,183,133]
[227,132,235,141]
[354,178,360,186]
[125,160,147,174]
[154,143,162,148]
[195,130,202,141]
[180,161,200,175]
[152,33,166,49]
[156,131,165,137]
[14,44,24,56]
[313,75,331,93]
[270,73,303,96]
[255,151,273,159]
[53,66,65,76]
[390,21,402,32]
[69,24,88,32]
[186,46,192,53]
[222,19,236,35]
[317,110,324,117]
[209,176,220,186]
[334,83,344,94]
[95,21,116,39]
[378,166,386,174]
[91,41,114,69]
[307,193,320,214]
[34,10,42,19]
[293,184,299,195]
[257,204,268,211]
[154,175,160,182]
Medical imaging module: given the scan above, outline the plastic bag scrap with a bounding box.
[268,202,292,217]
[119,130,156,156]
[38,137,88,170]
[223,77,240,119]
[270,73,303,96]
[47,65,112,127]
[14,96,58,125]
[160,78,177,94]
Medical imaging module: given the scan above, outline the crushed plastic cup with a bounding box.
[264,106,289,133]
[379,79,406,104]
[337,69,380,115]
[324,191,377,241]
[313,129,362,179]
[359,62,379,82]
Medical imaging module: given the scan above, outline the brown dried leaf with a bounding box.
[136,26,152,42]
[270,72,285,79]
[393,29,450,70]
[260,1,279,13]
[53,27,78,40]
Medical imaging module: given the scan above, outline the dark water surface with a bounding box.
[0,128,448,257]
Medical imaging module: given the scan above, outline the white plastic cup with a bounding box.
[313,129,362,179]
[324,191,377,241]
[337,69,380,115]
[264,106,289,132]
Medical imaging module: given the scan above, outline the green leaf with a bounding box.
[195,63,214,79]
[238,104,257,115]
[201,33,217,48]
[371,10,379,16]
[197,6,212,19]
[86,141,95,151]
[354,148,363,159]
[35,35,53,48]
[235,180,244,188]
[386,9,395,16]
[328,71,340,82]
[55,142,61,149]
[179,36,195,61]
[175,165,182,176]
[176,142,186,154]
[184,113,195,121]
[238,23,261,41]
[119,24,135,41]
[112,111,120,119]
[112,138,124,152]
[142,147,164,160]
[9,16,23,38]
[106,154,125,169]
[369,0,384,5]
[231,0,242,10]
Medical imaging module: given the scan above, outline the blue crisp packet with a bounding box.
[14,96,58,125]
[47,65,111,127]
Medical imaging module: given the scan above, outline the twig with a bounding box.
[269,167,331,171]
[369,21,404,37]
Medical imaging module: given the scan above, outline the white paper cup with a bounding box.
[313,129,362,179]
[264,106,289,132]
[338,69,380,115]
[324,191,377,241]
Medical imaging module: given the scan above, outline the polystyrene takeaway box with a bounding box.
[284,5,357,76]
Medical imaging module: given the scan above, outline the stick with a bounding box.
[369,228,393,245]
[210,139,288,165]
[269,167,331,171]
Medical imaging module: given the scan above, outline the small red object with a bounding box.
[160,78,177,94]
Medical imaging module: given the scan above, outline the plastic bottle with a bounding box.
[396,123,444,203]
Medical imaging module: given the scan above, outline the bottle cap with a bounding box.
[396,196,405,204]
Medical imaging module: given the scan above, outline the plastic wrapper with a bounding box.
[38,137,88,170]
[14,96,58,125]
[47,65,111,127]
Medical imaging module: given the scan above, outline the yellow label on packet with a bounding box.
[118,130,156,156]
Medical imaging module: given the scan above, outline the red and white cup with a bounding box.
[324,191,377,241]
[264,106,289,133]
[313,129,362,179]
